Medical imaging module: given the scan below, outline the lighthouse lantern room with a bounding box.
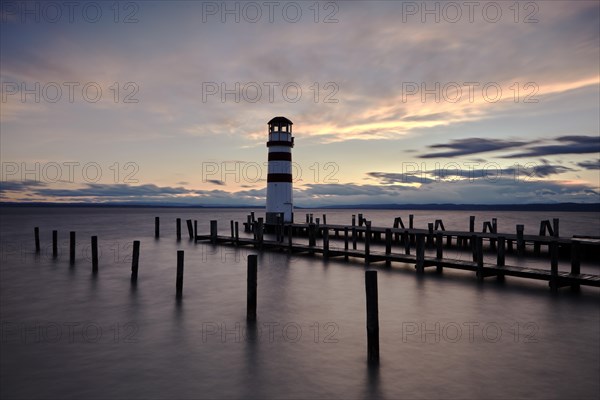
[266,116,294,224]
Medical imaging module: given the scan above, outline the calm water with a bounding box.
[1,207,599,400]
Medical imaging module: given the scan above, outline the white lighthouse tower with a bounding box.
[266,116,294,224]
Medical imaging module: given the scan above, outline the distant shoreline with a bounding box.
[1,202,598,212]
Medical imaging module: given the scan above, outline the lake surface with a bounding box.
[1,207,599,399]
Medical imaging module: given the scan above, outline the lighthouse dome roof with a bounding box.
[268,116,293,125]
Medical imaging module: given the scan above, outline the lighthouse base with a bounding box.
[266,212,294,225]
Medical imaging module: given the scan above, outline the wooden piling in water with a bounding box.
[186,220,194,239]
[69,231,75,264]
[365,270,380,364]
[436,231,443,273]
[352,226,357,250]
[34,227,40,253]
[235,222,239,245]
[91,236,98,273]
[131,240,140,282]
[210,220,217,244]
[471,234,477,262]
[230,220,235,238]
[194,220,198,240]
[415,234,425,273]
[403,231,410,255]
[247,255,257,321]
[553,218,559,238]
[475,236,484,281]
[571,240,580,291]
[323,228,330,258]
[497,236,506,281]
[52,230,58,258]
[549,240,558,292]
[176,250,184,298]
[427,223,434,248]
[516,225,525,255]
[364,222,371,264]
[155,217,160,238]
[323,214,327,225]
[344,227,349,261]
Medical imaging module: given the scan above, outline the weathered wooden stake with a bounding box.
[436,232,443,259]
[403,231,410,255]
[194,220,198,240]
[409,214,414,229]
[91,236,98,273]
[416,234,425,273]
[497,236,506,281]
[476,236,484,281]
[570,240,580,291]
[549,241,558,292]
[552,218,559,238]
[34,227,40,253]
[210,220,217,244]
[352,226,357,250]
[247,255,257,321]
[52,230,58,258]
[131,240,140,282]
[176,250,184,298]
[176,218,182,241]
[364,222,371,264]
[385,228,392,255]
[516,225,525,255]
[427,223,434,248]
[471,234,477,262]
[365,270,380,364]
[323,228,330,258]
[186,219,194,239]
[322,214,327,225]
[235,222,239,245]
[344,227,349,261]
[230,220,235,238]
[69,231,75,264]
[155,217,160,238]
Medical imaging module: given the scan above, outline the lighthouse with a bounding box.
[266,116,294,224]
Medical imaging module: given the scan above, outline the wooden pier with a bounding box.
[197,215,600,292]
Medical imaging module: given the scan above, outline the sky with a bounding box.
[1,0,599,206]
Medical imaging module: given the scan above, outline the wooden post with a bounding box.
[358,213,363,238]
[310,213,314,224]
[427,223,434,248]
[131,240,140,282]
[235,222,239,245]
[174,218,180,241]
[230,220,234,239]
[446,233,452,248]
[476,236,484,281]
[69,231,76,265]
[552,218,559,238]
[497,236,505,267]
[194,220,198,240]
[176,250,184,298]
[247,255,257,321]
[365,270,379,364]
[409,214,414,229]
[365,221,371,264]
[246,215,252,232]
[570,241,580,291]
[403,231,410,255]
[436,232,443,273]
[52,230,58,258]
[257,218,264,249]
[516,225,525,256]
[308,223,316,248]
[415,234,425,273]
[344,227,349,261]
[155,217,160,238]
[323,214,327,225]
[436,232,443,259]
[186,220,194,239]
[323,228,329,258]
[469,216,475,232]
[535,221,544,255]
[352,214,356,227]
[385,228,392,255]
[549,241,558,292]
[306,214,310,223]
[471,234,477,262]
[251,212,255,223]
[210,220,217,244]
[352,226,357,250]
[497,236,506,281]
[490,218,497,251]
[91,236,98,273]
[34,227,40,253]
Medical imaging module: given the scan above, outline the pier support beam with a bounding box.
[365,270,379,364]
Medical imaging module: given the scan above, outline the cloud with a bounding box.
[207,179,225,186]
[577,159,600,170]
[503,135,600,158]
[420,138,528,158]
